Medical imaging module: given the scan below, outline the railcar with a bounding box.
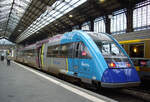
[16,30,140,88]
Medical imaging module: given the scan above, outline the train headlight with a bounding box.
[109,62,116,68]
[126,62,131,67]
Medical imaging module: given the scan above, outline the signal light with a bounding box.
[140,61,146,66]
[82,51,87,56]
[126,62,131,67]
[109,62,116,68]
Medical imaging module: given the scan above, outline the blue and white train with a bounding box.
[15,30,140,88]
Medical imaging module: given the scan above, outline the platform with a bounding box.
[0,60,116,102]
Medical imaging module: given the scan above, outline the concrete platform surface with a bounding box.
[0,60,116,102]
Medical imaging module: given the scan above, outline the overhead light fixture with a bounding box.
[69,14,73,18]
[108,15,113,19]
[133,47,137,53]
[18,29,22,32]
[99,0,105,3]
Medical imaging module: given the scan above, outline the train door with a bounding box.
[72,42,80,76]
[78,42,92,76]
[73,42,92,77]
[37,46,42,69]
[42,44,48,71]
[39,44,46,70]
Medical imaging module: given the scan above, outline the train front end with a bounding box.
[89,33,140,88]
[101,56,140,88]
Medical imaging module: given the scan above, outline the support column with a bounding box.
[90,20,94,31]
[126,8,134,33]
[105,15,111,34]
[145,40,150,58]
[79,24,82,30]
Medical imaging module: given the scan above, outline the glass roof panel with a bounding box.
[0,5,11,11]
[0,16,9,20]
[0,0,13,4]
[3,0,32,37]
[0,18,8,22]
[0,38,14,45]
[17,0,87,43]
[13,5,26,13]
[0,11,10,15]
[15,0,28,7]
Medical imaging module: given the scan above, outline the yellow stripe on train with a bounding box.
[41,44,45,68]
[135,66,140,71]
[66,58,68,72]
[119,38,150,44]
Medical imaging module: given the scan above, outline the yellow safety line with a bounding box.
[66,58,68,72]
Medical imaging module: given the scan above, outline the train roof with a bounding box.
[19,43,36,51]
[113,29,150,41]
[19,30,116,50]
[86,32,112,42]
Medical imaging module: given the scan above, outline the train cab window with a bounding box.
[95,41,125,57]
[130,43,144,58]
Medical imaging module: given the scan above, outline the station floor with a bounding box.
[0,60,116,102]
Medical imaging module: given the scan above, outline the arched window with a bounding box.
[111,9,127,34]
[133,0,150,31]
[81,22,90,30]
[94,17,105,33]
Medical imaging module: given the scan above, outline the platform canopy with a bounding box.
[0,38,15,45]
[0,0,146,45]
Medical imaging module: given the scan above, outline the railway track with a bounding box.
[74,82,150,102]
[120,88,150,102]
[122,84,150,102]
[85,86,150,102]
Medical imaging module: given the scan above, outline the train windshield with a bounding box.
[96,41,125,56]
[88,32,132,68]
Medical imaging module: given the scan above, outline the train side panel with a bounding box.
[60,31,108,82]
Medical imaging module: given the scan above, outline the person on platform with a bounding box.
[6,51,11,66]
[1,53,4,61]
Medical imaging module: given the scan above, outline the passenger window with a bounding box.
[75,42,80,58]
[47,45,60,57]
[130,43,144,58]
[47,43,73,58]
[60,43,73,58]
[47,46,53,57]
[79,42,91,59]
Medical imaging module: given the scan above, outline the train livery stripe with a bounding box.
[135,66,140,71]
[66,58,68,72]
[119,39,142,44]
[41,44,45,68]
[119,38,150,44]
